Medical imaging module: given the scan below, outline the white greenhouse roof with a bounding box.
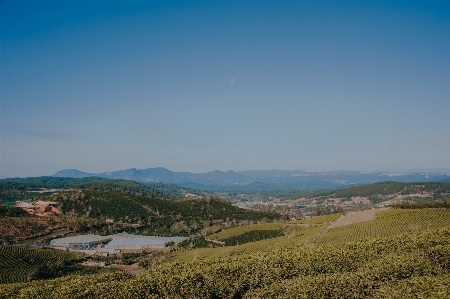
[109,232,188,243]
[50,232,188,249]
[50,234,112,247]
[104,237,165,249]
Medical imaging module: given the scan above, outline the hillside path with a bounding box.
[327,208,387,229]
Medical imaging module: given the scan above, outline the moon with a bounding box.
[230,78,234,83]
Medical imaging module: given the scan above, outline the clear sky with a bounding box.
[1,0,449,178]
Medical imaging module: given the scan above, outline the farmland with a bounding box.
[1,177,450,298]
[0,246,85,284]
[174,208,450,261]
[1,225,449,298]
[316,208,450,246]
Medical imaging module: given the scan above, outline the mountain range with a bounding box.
[53,168,450,191]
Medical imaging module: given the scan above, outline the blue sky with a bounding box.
[1,0,449,178]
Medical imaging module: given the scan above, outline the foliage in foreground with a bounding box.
[2,226,450,298]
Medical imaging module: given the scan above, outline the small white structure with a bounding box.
[14,201,34,208]
[34,201,57,206]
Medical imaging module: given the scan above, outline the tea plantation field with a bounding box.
[2,208,450,298]
[0,246,84,284]
[1,225,449,298]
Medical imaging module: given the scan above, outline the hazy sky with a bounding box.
[1,0,449,178]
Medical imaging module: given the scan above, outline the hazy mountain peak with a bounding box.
[52,167,450,191]
[53,169,94,178]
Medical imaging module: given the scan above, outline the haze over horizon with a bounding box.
[53,166,450,176]
[1,1,449,179]
[6,165,450,180]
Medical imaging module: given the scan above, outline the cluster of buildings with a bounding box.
[13,200,61,216]
[50,232,188,255]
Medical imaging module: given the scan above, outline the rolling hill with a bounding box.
[0,177,281,243]
[2,207,450,298]
[44,190,281,236]
[0,176,203,202]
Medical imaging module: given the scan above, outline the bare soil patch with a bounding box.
[327,209,387,229]
[81,261,100,267]
[110,263,141,274]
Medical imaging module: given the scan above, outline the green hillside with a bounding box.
[2,179,450,298]
[175,223,327,261]
[314,181,450,198]
[0,246,85,284]
[40,191,281,236]
[263,181,450,201]
[316,208,450,246]
[174,208,450,261]
[2,225,449,298]
[1,178,281,240]
[206,223,293,247]
[208,223,287,241]
[0,177,202,203]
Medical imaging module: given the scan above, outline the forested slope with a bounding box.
[37,191,281,236]
[264,181,450,201]
[0,177,202,203]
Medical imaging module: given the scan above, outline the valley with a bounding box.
[1,176,450,298]
[4,0,449,297]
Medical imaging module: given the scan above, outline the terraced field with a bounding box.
[2,226,450,298]
[316,208,450,246]
[175,208,450,261]
[0,246,85,284]
[2,207,450,298]
[207,223,287,241]
[175,223,327,261]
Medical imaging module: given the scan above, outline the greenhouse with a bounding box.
[109,232,188,244]
[50,234,112,248]
[50,232,188,250]
[103,237,166,249]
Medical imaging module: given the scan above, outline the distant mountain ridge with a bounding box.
[53,167,248,186]
[53,168,450,191]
